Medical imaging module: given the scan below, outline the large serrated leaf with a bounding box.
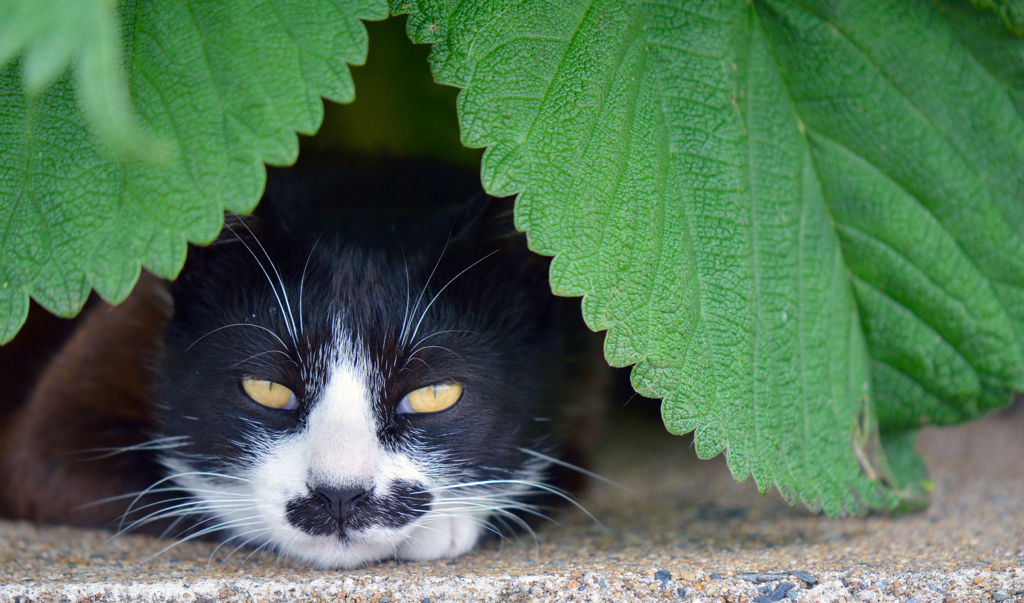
[394,0,1024,513]
[0,0,388,343]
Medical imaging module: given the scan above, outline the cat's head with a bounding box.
[153,196,565,567]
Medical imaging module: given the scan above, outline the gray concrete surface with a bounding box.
[2,402,1023,602]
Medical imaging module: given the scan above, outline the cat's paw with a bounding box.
[395,513,488,562]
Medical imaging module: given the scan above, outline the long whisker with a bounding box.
[417,513,506,540]
[394,235,412,349]
[207,526,271,567]
[141,516,266,564]
[185,323,288,353]
[240,533,277,565]
[430,500,555,525]
[73,436,192,460]
[83,486,247,508]
[407,250,499,345]
[406,345,466,364]
[115,500,258,536]
[111,493,244,520]
[424,479,603,529]
[401,229,454,346]
[408,329,481,351]
[518,447,630,491]
[229,349,295,369]
[224,220,298,347]
[117,471,252,532]
[298,230,325,337]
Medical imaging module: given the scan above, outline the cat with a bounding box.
[0,157,604,568]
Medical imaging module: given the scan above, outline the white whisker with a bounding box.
[73,436,192,460]
[518,447,629,491]
[185,323,288,354]
[425,479,603,529]
[298,231,325,337]
[224,220,298,347]
[141,516,266,564]
[401,232,453,346]
[229,349,294,369]
[407,250,499,345]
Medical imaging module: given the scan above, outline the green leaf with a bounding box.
[0,0,145,155]
[878,430,932,513]
[0,0,389,343]
[967,0,1024,35]
[763,0,1024,428]
[395,0,1024,513]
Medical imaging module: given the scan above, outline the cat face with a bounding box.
[153,202,561,567]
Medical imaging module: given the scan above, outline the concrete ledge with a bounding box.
[2,568,1022,603]
[3,405,1023,602]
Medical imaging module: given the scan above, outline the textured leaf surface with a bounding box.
[395,0,1024,512]
[0,0,143,154]
[968,0,1024,35]
[0,0,388,343]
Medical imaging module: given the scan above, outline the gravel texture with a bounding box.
[2,401,1022,602]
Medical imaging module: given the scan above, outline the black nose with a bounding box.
[312,485,368,522]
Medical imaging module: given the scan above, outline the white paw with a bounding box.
[396,512,488,561]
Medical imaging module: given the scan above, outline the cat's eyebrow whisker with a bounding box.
[297,230,325,337]
[406,345,467,364]
[400,356,443,382]
[407,249,499,346]
[229,349,294,369]
[401,231,453,347]
[394,235,412,351]
[224,220,299,348]
[185,323,288,354]
[517,447,630,492]
[409,329,480,349]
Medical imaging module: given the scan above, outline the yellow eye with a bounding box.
[400,381,463,414]
[242,377,296,409]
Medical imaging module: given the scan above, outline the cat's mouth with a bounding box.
[284,481,432,539]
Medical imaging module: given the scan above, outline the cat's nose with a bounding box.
[312,485,369,521]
